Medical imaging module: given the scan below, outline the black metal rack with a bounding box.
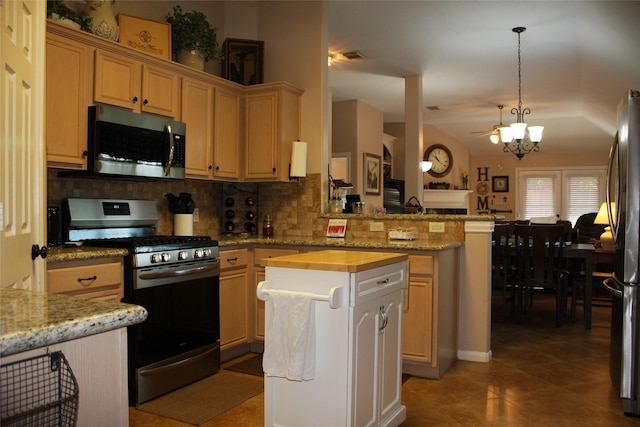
[1,351,79,427]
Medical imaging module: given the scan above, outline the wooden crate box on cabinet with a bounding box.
[244,82,304,182]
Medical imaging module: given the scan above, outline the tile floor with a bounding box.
[130,292,640,426]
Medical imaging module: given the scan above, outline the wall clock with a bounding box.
[424,144,453,178]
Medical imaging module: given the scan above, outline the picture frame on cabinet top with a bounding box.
[222,38,264,85]
[364,152,381,195]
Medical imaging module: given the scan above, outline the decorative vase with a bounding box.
[177,50,205,71]
[85,0,119,41]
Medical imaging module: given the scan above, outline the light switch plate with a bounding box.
[370,222,385,232]
[193,208,200,222]
[429,222,445,233]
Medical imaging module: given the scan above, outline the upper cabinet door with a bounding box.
[94,49,141,110]
[94,50,180,118]
[46,32,93,169]
[182,77,214,178]
[213,87,242,180]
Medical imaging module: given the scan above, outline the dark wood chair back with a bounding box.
[514,224,566,288]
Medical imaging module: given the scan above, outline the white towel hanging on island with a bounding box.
[263,289,316,381]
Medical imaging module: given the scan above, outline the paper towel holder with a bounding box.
[289,140,308,180]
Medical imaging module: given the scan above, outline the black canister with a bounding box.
[47,206,62,246]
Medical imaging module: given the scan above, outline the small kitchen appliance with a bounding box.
[62,198,220,405]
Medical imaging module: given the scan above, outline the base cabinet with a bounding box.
[219,248,249,359]
[402,251,458,378]
[262,255,407,427]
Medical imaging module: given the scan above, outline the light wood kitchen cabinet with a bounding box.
[94,49,180,118]
[244,82,303,182]
[47,257,124,302]
[212,87,243,180]
[252,247,300,340]
[219,248,249,357]
[45,30,93,170]
[402,251,458,378]
[182,76,214,178]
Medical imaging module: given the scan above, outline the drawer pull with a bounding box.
[377,278,390,285]
[227,257,238,264]
[77,275,97,286]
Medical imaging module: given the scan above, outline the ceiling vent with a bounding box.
[341,50,366,60]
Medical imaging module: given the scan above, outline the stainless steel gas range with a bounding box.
[62,198,220,405]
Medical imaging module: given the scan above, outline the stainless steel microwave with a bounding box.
[87,105,186,179]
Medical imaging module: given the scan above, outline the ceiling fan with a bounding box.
[471,105,504,143]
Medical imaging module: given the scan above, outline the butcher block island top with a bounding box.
[261,249,408,272]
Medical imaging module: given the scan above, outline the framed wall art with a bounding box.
[492,175,509,193]
[222,38,264,85]
[364,152,381,195]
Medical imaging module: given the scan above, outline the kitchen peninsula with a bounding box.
[0,288,147,426]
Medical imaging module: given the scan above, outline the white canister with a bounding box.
[174,214,193,236]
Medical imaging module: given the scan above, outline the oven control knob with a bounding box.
[178,251,189,260]
[203,248,211,257]
[194,249,204,259]
[161,253,171,262]
[151,254,162,263]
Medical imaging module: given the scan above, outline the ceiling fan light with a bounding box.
[421,161,433,172]
[528,125,544,142]
[489,133,500,144]
[510,122,527,140]
[500,126,513,143]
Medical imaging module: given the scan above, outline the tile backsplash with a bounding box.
[47,170,321,237]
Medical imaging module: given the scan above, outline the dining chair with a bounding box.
[492,223,517,321]
[514,224,568,326]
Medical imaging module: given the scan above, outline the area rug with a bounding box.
[225,353,264,377]
[136,372,263,425]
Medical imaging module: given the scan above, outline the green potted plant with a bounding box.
[47,0,92,31]
[165,5,223,71]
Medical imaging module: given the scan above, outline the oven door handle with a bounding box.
[138,264,219,280]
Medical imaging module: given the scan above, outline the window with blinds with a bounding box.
[517,168,606,225]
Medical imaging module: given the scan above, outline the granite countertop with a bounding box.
[0,288,147,357]
[47,245,129,263]
[216,235,463,251]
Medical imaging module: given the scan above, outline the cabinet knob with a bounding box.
[143,99,149,106]
[31,244,48,260]
[132,96,138,103]
[272,167,276,172]
[209,165,213,170]
[82,150,89,157]
[215,165,220,171]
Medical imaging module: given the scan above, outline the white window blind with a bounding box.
[523,176,556,219]
[566,175,601,225]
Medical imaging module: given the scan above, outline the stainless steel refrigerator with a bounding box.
[604,89,640,416]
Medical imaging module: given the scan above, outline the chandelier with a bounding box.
[499,27,544,159]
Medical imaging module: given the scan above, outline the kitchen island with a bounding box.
[0,288,147,426]
[260,250,408,427]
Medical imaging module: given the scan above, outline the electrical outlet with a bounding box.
[193,208,200,222]
[370,222,385,232]
[429,222,445,233]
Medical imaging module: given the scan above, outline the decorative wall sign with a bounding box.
[492,176,509,192]
[326,219,347,238]
[118,14,171,59]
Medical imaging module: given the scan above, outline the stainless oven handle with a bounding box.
[138,264,219,280]
[163,122,174,176]
[139,345,218,377]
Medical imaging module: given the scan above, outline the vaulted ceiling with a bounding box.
[327,1,640,157]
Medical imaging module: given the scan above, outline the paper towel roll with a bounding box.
[290,141,307,178]
[174,214,193,236]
